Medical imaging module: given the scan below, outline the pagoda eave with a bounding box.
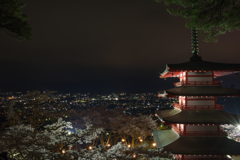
[160,69,238,79]
[214,70,239,77]
[159,58,240,78]
[162,136,240,155]
[167,59,240,73]
[159,70,182,78]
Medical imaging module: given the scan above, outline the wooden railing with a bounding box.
[181,131,226,136]
[174,81,222,87]
[173,104,224,110]
[162,125,226,137]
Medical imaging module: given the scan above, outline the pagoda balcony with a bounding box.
[171,125,226,137]
[173,103,224,110]
[174,81,222,87]
[180,131,227,136]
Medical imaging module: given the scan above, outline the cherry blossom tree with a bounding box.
[0,118,174,160]
[78,106,158,147]
[0,118,103,160]
[221,124,240,141]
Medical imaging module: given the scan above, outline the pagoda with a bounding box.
[153,28,240,160]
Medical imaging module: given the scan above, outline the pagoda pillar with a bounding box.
[185,72,188,85]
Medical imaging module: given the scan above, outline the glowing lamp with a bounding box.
[152,143,156,147]
[133,154,136,158]
[89,146,92,150]
[127,144,131,148]
[237,125,240,130]
[121,139,125,142]
[107,144,111,147]
[62,149,66,154]
[140,139,143,142]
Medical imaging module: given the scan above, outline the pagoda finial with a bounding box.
[190,28,202,61]
[191,28,199,55]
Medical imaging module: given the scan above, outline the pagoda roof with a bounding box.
[156,109,240,124]
[162,136,240,155]
[162,86,240,96]
[152,129,180,148]
[160,55,240,78]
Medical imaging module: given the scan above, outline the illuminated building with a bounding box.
[153,28,240,159]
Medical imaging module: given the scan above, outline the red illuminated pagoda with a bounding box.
[153,28,240,160]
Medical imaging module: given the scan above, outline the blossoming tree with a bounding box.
[0,118,174,160]
[221,124,240,141]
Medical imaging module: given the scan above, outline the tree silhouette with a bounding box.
[157,0,240,42]
[0,0,31,41]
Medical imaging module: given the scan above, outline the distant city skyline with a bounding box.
[1,0,240,93]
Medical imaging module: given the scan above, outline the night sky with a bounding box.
[1,0,240,94]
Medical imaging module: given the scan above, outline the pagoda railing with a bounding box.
[171,124,226,136]
[174,81,222,87]
[173,104,224,110]
[180,131,227,136]
[167,125,226,137]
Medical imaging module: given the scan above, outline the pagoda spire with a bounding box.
[191,28,199,55]
[190,28,202,61]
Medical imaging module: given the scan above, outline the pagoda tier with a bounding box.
[153,135,240,156]
[155,109,235,139]
[156,109,240,124]
[160,55,240,78]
